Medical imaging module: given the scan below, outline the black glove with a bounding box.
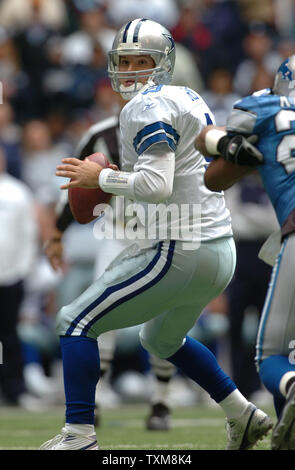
[217,134,263,166]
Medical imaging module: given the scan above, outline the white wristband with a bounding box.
[205,129,226,155]
[99,168,136,198]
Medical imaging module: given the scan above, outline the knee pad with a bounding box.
[139,330,184,359]
[56,305,72,336]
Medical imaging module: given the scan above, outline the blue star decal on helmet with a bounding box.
[279,59,292,81]
[163,33,175,53]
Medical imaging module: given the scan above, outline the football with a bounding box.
[68,152,112,224]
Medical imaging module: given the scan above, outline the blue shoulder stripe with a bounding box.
[137,132,177,155]
[133,121,179,149]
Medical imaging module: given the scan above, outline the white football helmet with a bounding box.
[273,55,295,97]
[108,18,176,101]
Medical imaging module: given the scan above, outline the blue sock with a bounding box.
[259,355,295,407]
[60,336,100,424]
[21,342,41,365]
[167,336,236,402]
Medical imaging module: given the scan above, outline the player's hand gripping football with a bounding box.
[56,157,119,190]
[56,157,102,189]
[217,134,264,166]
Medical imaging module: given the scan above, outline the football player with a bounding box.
[46,108,175,430]
[40,19,272,450]
[195,55,295,450]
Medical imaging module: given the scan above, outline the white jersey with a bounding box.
[118,84,232,243]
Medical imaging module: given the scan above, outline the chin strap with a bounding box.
[120,78,156,101]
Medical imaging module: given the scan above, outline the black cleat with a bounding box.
[146,402,171,431]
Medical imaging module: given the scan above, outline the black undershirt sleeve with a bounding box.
[56,202,74,232]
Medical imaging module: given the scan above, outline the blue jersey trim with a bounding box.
[205,113,213,125]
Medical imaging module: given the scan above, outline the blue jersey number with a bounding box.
[142,85,163,95]
[275,109,295,173]
[185,87,199,101]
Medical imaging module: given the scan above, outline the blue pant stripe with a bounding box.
[81,241,175,336]
[66,241,174,336]
[256,239,287,364]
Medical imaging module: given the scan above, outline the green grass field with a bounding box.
[0,403,276,451]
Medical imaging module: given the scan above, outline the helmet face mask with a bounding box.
[108,19,175,100]
[273,55,295,97]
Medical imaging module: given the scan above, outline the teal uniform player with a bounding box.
[199,55,295,450]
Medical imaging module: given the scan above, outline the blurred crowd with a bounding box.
[0,0,292,411]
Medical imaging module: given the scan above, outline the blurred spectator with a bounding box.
[171,42,204,93]
[45,108,73,154]
[0,0,67,33]
[17,255,63,402]
[86,78,121,124]
[106,0,179,30]
[276,36,295,63]
[200,0,248,78]
[233,21,281,96]
[238,0,277,31]
[171,0,247,84]
[21,120,68,207]
[272,0,295,38]
[0,28,32,123]
[10,2,64,119]
[0,102,22,179]
[62,3,115,64]
[41,35,74,117]
[0,148,40,409]
[171,1,214,82]
[65,39,109,110]
[249,65,275,94]
[202,67,241,125]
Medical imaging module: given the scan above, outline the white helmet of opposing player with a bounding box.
[108,18,175,101]
[273,54,295,97]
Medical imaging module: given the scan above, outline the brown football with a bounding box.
[68,152,112,224]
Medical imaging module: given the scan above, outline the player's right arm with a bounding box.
[203,155,255,192]
[195,95,265,191]
[196,126,257,191]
